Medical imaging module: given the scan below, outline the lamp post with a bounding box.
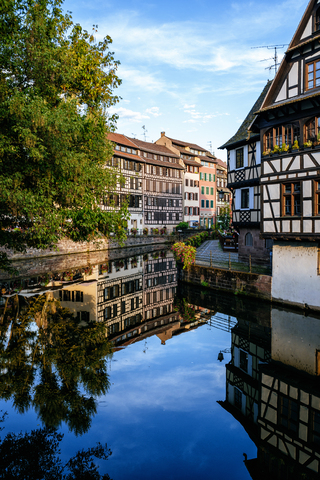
[217,348,231,362]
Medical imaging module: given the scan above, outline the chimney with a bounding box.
[161,131,165,137]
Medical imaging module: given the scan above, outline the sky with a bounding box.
[62,0,308,161]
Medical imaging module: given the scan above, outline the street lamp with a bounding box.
[218,189,224,201]
[217,348,231,362]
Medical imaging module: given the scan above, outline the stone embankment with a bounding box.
[179,265,272,301]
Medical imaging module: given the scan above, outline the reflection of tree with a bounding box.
[174,297,196,323]
[0,425,112,479]
[0,294,112,435]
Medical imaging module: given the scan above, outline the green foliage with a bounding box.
[176,222,188,230]
[0,426,112,479]
[0,294,112,434]
[0,0,128,271]
[174,298,196,322]
[185,231,209,247]
[171,242,196,269]
[217,206,231,231]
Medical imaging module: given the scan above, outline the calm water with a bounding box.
[0,248,319,479]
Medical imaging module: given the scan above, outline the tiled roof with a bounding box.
[113,151,145,162]
[144,158,184,170]
[167,137,208,152]
[108,132,138,148]
[215,158,227,169]
[198,155,216,163]
[182,158,201,167]
[175,146,198,157]
[219,81,272,149]
[257,89,320,113]
[129,137,180,157]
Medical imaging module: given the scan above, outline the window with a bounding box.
[305,117,320,142]
[185,179,188,186]
[234,388,242,410]
[306,60,320,90]
[201,200,204,208]
[279,395,298,433]
[204,173,207,181]
[201,186,204,194]
[315,6,320,31]
[241,188,249,209]
[206,200,209,208]
[239,350,248,372]
[210,187,213,195]
[200,172,203,180]
[315,180,320,215]
[210,200,213,208]
[264,123,300,150]
[282,182,301,216]
[236,148,244,168]
[245,232,253,246]
[209,174,212,182]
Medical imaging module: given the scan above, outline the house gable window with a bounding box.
[236,148,244,169]
[282,182,301,216]
[305,117,320,142]
[241,188,249,209]
[306,60,320,91]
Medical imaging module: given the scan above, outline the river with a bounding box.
[0,247,319,479]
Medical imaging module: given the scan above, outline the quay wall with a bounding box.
[180,264,272,301]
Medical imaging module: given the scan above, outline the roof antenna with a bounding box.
[207,141,213,155]
[131,133,137,138]
[142,125,148,142]
[251,44,288,76]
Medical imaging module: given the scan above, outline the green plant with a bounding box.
[281,143,289,152]
[171,242,196,269]
[153,228,159,235]
[304,140,313,148]
[201,281,209,287]
[143,227,148,235]
[272,144,280,154]
[262,148,272,156]
[292,140,299,150]
[176,222,189,230]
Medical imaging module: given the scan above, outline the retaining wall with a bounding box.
[180,264,272,301]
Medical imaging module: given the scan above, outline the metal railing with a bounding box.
[195,252,272,275]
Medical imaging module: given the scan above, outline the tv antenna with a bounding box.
[142,125,148,142]
[131,133,137,138]
[251,44,288,75]
[207,141,215,155]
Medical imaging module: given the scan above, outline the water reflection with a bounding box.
[1,249,320,478]
[218,304,320,480]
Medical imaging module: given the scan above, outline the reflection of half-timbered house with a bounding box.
[253,0,320,309]
[220,83,272,263]
[224,317,271,427]
[97,255,143,336]
[257,307,320,479]
[143,252,177,322]
[106,133,145,231]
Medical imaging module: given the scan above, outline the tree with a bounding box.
[0,0,128,272]
[217,206,231,231]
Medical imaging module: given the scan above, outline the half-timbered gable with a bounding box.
[253,0,320,308]
[130,138,184,232]
[220,82,271,264]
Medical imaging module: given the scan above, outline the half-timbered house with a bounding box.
[253,0,320,309]
[220,82,272,263]
[129,138,184,232]
[106,133,145,232]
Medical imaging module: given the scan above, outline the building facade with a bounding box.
[220,83,272,263]
[253,0,320,309]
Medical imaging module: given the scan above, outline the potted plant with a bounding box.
[131,228,138,236]
[281,143,290,153]
[143,253,149,261]
[262,148,272,156]
[303,139,313,149]
[131,256,138,267]
[153,228,159,235]
[292,140,300,150]
[143,227,148,235]
[272,144,281,154]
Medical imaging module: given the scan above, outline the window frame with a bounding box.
[241,188,249,209]
[282,182,301,217]
[306,59,320,91]
[236,148,244,169]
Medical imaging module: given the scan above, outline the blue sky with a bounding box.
[63,0,308,161]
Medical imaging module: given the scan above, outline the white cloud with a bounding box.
[146,107,161,117]
[109,106,150,122]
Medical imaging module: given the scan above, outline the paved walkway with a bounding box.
[195,240,239,267]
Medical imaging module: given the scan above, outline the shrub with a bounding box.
[171,242,196,269]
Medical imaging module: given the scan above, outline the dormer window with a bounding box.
[306,60,320,90]
[315,6,320,31]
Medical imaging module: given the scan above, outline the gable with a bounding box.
[259,0,320,112]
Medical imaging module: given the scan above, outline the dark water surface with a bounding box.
[0,248,319,479]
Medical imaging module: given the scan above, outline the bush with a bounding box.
[171,242,196,269]
[176,222,189,230]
